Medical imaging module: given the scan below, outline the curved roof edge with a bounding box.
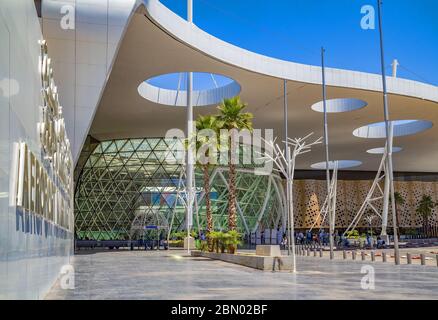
[139,0,437,103]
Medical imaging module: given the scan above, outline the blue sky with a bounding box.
[159,0,438,86]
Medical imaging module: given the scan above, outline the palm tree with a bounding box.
[216,97,253,231]
[195,115,219,248]
[416,195,436,237]
[390,191,405,237]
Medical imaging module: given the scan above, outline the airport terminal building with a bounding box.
[1,0,438,299]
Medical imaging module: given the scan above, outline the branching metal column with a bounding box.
[377,0,400,265]
[284,79,296,272]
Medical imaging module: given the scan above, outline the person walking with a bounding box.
[306,230,312,244]
[276,227,283,245]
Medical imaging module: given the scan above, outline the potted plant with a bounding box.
[389,191,405,239]
[208,231,222,253]
[223,230,241,254]
[218,232,228,253]
[199,240,208,252]
[416,195,437,237]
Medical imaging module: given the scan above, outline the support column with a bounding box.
[284,79,296,272]
[381,162,389,236]
[321,47,334,260]
[186,0,194,254]
[377,0,400,265]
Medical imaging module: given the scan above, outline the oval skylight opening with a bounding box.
[311,160,362,170]
[138,72,241,107]
[311,98,367,113]
[353,120,433,139]
[367,147,403,154]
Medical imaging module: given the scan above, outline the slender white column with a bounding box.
[391,59,399,78]
[321,47,334,259]
[186,0,194,254]
[284,80,296,272]
[377,0,400,265]
[283,80,291,256]
[381,162,390,235]
[331,161,338,242]
[188,0,193,23]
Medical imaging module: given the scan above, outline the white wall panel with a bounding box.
[75,84,102,108]
[0,0,73,300]
[42,0,137,162]
[76,0,108,25]
[76,63,106,87]
[76,22,108,43]
[42,18,75,40]
[45,38,76,63]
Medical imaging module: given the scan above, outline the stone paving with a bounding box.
[45,249,438,300]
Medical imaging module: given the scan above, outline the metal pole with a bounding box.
[377,0,400,265]
[288,176,296,272]
[284,80,296,272]
[284,80,291,256]
[331,161,338,249]
[186,0,194,255]
[381,161,389,235]
[321,47,334,259]
[187,0,193,23]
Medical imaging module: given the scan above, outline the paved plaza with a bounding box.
[45,250,438,300]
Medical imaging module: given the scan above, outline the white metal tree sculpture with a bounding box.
[167,165,200,252]
[261,132,322,272]
[309,161,339,234]
[343,152,386,236]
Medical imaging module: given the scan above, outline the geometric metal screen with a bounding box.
[75,138,285,240]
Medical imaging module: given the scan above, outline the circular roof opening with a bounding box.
[138,72,241,107]
[367,147,403,154]
[353,120,433,139]
[311,160,362,170]
[311,98,367,113]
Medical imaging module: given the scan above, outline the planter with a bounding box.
[192,251,295,271]
[228,245,236,254]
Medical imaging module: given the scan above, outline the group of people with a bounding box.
[293,230,387,249]
[295,230,330,246]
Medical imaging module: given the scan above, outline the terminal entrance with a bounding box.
[129,209,169,250]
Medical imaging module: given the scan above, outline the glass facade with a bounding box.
[75,138,284,240]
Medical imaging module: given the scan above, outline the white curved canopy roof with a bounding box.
[89,0,438,172]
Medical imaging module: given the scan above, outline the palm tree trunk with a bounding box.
[395,204,401,240]
[203,165,212,232]
[228,136,237,231]
[228,163,237,231]
[423,215,428,237]
[203,165,213,251]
